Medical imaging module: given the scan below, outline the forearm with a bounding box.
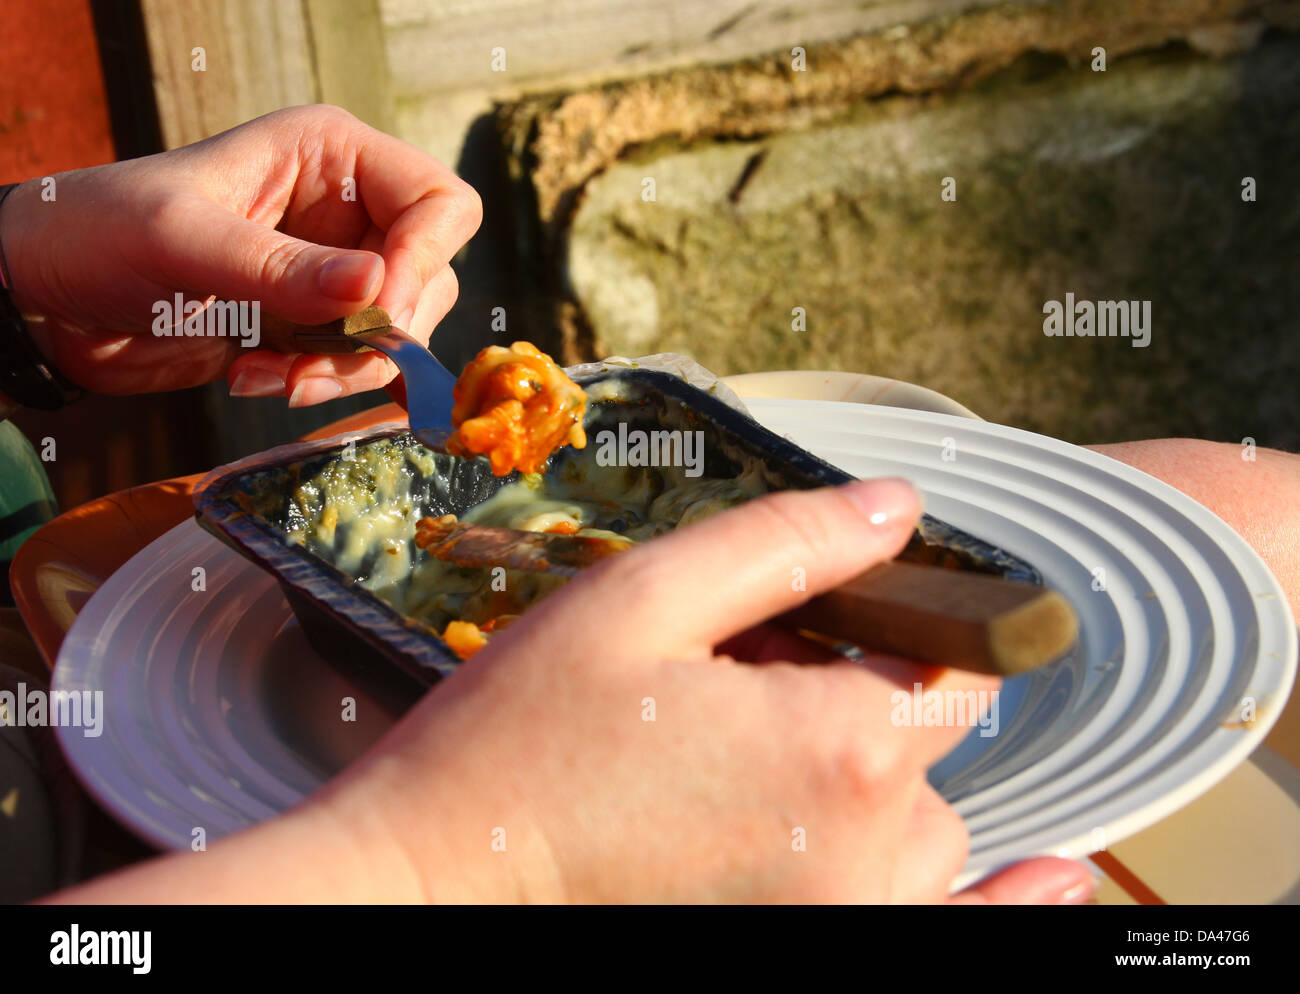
[37,799,424,905]
[1087,438,1300,619]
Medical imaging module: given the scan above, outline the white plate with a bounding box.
[723,369,983,420]
[54,400,1297,887]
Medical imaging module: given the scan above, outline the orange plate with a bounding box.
[10,403,406,667]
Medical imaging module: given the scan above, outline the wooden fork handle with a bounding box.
[257,305,393,354]
[776,560,1078,676]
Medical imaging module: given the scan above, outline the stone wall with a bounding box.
[486,0,1300,447]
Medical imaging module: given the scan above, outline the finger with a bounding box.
[717,608,1002,771]
[380,268,460,411]
[505,477,921,662]
[375,207,476,329]
[715,624,842,665]
[350,137,481,326]
[358,224,387,257]
[289,266,457,376]
[280,266,460,405]
[718,619,1002,764]
[817,652,1002,771]
[343,262,458,349]
[892,783,970,902]
[228,351,297,398]
[228,350,399,403]
[949,857,1097,905]
[404,265,460,345]
[147,198,385,326]
[285,353,398,407]
[348,122,478,233]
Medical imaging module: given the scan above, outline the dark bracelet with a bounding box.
[0,182,84,411]
[0,182,17,289]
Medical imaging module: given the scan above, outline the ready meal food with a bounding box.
[194,359,1040,702]
[278,346,789,659]
[444,342,587,476]
[284,411,771,659]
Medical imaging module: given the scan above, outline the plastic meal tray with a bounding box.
[193,368,1040,710]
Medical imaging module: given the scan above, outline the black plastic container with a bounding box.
[194,368,1040,711]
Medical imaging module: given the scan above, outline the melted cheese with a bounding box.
[280,403,773,652]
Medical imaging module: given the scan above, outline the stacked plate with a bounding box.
[54,395,1296,886]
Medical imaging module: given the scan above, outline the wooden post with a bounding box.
[140,0,317,148]
[303,0,394,133]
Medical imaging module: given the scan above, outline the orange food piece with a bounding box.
[442,620,489,660]
[445,342,587,476]
[544,521,581,535]
[440,616,519,659]
[414,513,458,549]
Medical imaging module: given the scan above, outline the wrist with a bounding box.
[308,755,487,904]
[271,793,432,904]
[0,180,84,410]
[312,720,568,904]
[0,180,41,312]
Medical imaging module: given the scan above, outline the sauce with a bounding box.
[445,342,587,475]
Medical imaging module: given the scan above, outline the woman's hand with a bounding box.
[313,477,1093,904]
[44,478,1093,904]
[0,104,481,404]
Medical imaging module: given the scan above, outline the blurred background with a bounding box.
[1,0,1297,513]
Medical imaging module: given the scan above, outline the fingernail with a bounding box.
[393,308,414,332]
[318,254,381,301]
[229,367,286,398]
[1056,873,1100,905]
[288,377,346,408]
[841,477,922,528]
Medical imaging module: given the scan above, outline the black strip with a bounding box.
[0,905,1285,977]
[88,0,165,161]
[0,499,58,544]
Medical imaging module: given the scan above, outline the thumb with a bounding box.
[148,198,384,327]
[949,857,1097,905]
[512,476,921,661]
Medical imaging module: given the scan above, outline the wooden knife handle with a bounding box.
[257,305,392,354]
[776,560,1078,676]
